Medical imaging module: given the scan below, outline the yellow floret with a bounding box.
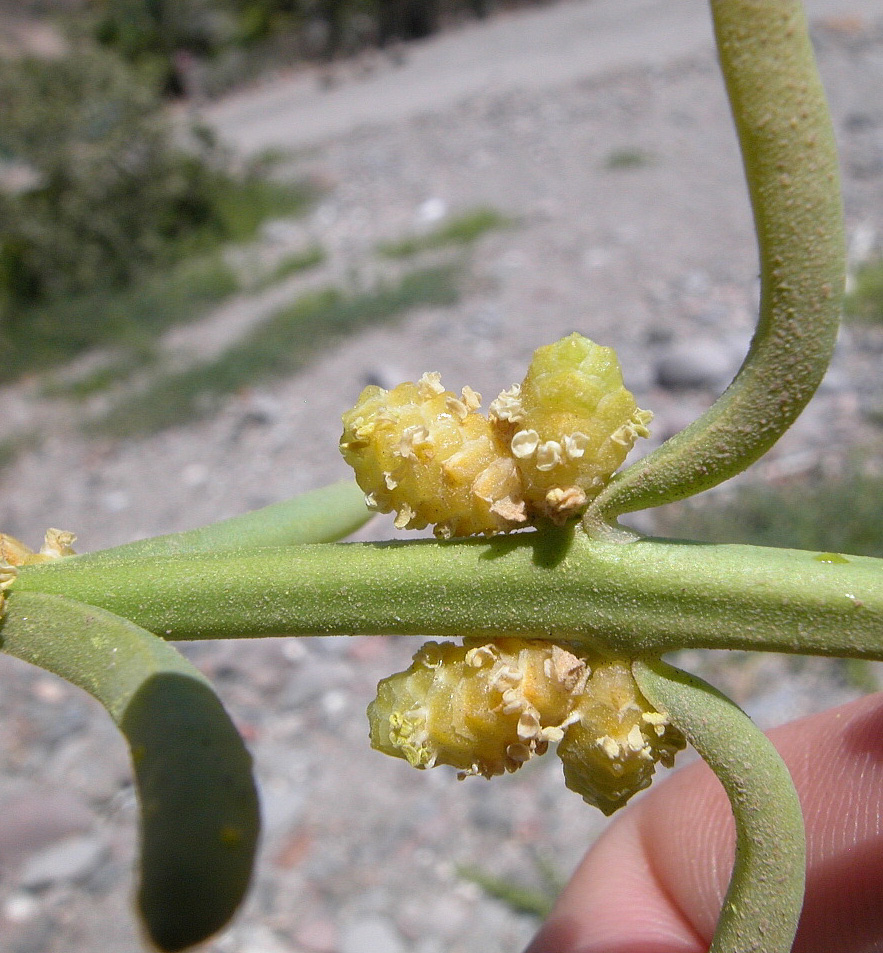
[503,333,652,522]
[557,660,685,815]
[340,373,527,538]
[368,639,685,812]
[0,528,78,619]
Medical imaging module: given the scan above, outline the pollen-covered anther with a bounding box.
[563,432,590,459]
[627,723,650,755]
[489,664,523,693]
[417,371,445,399]
[394,502,416,529]
[535,440,565,471]
[642,711,669,737]
[445,396,470,421]
[610,409,654,447]
[598,735,621,760]
[399,424,431,461]
[500,689,525,716]
[511,429,539,458]
[488,384,525,423]
[461,386,482,411]
[490,497,528,523]
[471,457,524,508]
[517,710,543,741]
[506,743,533,763]
[545,645,590,692]
[465,644,499,668]
[545,486,588,520]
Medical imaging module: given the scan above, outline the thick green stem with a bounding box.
[586,0,844,532]
[87,480,371,559]
[634,659,806,953]
[11,529,883,658]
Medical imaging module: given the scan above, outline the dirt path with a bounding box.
[202,0,883,155]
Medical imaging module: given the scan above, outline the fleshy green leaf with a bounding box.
[633,658,805,953]
[82,480,372,560]
[0,591,260,951]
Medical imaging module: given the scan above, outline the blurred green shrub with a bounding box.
[0,47,313,373]
[655,470,883,558]
[0,49,221,302]
[91,0,241,93]
[88,0,505,89]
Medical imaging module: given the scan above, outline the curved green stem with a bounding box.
[85,480,371,560]
[586,0,844,533]
[633,659,805,953]
[0,592,260,953]
[13,529,883,658]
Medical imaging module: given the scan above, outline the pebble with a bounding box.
[0,789,94,872]
[340,915,406,953]
[654,338,739,391]
[295,918,338,952]
[415,197,448,225]
[18,835,109,890]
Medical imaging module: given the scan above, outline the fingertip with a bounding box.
[525,792,707,953]
[524,692,883,953]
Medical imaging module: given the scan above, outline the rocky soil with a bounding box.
[1,2,883,951]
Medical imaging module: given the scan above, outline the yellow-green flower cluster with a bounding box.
[340,333,651,537]
[0,529,77,619]
[369,638,685,815]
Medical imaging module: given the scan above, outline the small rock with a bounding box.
[18,835,108,890]
[260,780,307,837]
[2,893,40,923]
[261,219,307,245]
[296,918,339,952]
[225,923,293,953]
[654,339,737,390]
[340,915,406,953]
[416,198,447,225]
[0,789,94,872]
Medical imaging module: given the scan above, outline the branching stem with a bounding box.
[586,0,844,532]
[12,528,883,658]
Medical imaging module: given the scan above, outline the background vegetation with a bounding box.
[0,46,314,381]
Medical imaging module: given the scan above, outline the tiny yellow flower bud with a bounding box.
[0,529,77,566]
[508,332,652,522]
[340,377,527,538]
[0,529,75,619]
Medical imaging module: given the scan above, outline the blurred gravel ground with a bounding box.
[1,3,883,951]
